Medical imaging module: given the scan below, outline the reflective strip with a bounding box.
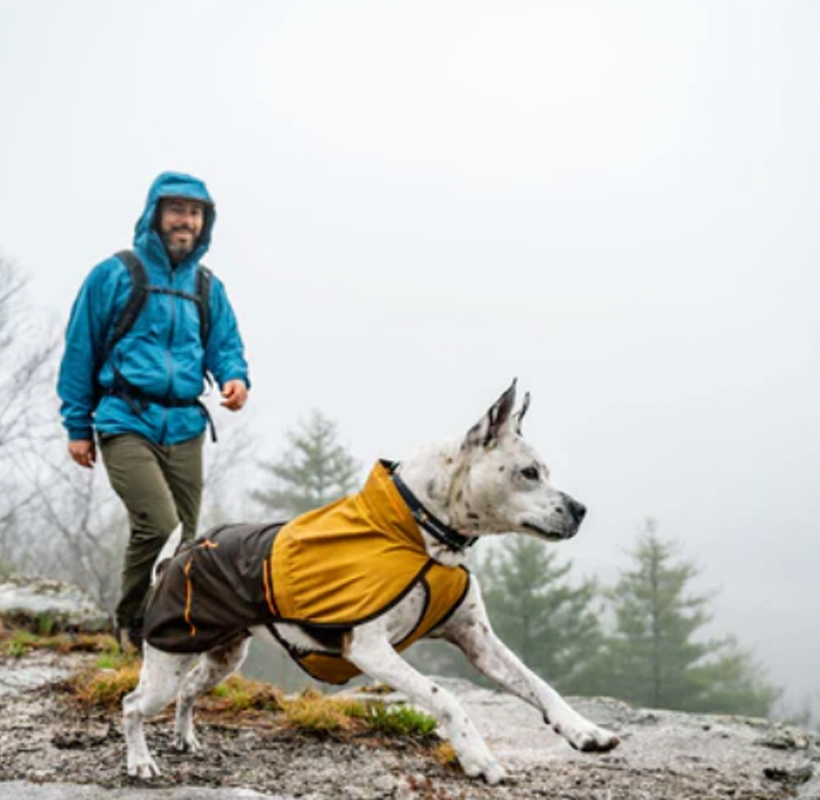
[263,557,278,617]
[198,539,219,550]
[183,557,196,637]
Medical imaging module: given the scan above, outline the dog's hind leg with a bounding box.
[174,635,251,753]
[123,645,196,778]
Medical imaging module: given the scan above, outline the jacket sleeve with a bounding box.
[56,259,121,440]
[204,275,251,390]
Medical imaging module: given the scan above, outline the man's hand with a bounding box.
[220,379,248,411]
[69,439,96,469]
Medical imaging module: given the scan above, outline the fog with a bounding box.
[1,1,817,710]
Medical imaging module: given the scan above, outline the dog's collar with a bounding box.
[388,462,476,553]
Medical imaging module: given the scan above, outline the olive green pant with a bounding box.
[99,432,204,628]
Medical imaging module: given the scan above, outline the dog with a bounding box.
[123,381,619,783]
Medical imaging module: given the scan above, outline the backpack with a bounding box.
[108,249,212,353]
[93,250,213,405]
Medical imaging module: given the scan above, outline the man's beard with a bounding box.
[161,228,197,263]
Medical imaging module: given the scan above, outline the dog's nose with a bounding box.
[565,496,586,526]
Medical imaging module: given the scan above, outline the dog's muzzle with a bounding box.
[523,493,586,541]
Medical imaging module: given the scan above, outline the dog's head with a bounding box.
[455,380,586,541]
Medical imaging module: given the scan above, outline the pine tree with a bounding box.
[687,637,779,717]
[477,537,606,695]
[250,410,360,517]
[605,519,779,715]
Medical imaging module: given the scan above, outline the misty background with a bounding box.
[0,2,817,714]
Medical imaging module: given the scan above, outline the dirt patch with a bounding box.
[0,649,815,800]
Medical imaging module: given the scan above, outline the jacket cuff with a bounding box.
[221,375,251,390]
[68,427,94,442]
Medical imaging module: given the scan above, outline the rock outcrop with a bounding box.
[0,575,111,698]
[0,577,817,799]
[0,575,109,633]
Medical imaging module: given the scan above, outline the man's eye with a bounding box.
[521,466,540,481]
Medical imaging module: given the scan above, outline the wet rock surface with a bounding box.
[0,576,109,634]
[0,651,817,800]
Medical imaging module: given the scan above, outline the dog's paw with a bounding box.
[555,718,619,753]
[173,731,202,753]
[580,726,620,753]
[460,752,507,784]
[127,754,161,779]
[481,760,508,785]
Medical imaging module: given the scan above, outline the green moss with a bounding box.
[364,702,438,736]
[3,630,38,657]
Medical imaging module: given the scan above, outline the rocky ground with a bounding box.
[1,648,818,800]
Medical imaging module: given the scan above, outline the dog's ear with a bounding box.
[463,379,518,449]
[513,390,531,435]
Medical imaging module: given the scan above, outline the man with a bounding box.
[58,171,250,651]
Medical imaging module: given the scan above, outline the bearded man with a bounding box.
[58,171,250,651]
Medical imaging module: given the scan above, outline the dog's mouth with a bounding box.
[522,522,576,542]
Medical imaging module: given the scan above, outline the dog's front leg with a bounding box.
[439,581,619,754]
[345,619,507,784]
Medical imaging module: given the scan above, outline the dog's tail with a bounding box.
[151,523,183,584]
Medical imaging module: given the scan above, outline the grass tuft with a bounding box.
[433,741,458,766]
[3,630,39,657]
[280,688,366,732]
[35,613,57,637]
[357,682,395,695]
[207,674,284,712]
[278,690,437,738]
[66,657,142,708]
[0,627,118,657]
[364,702,438,737]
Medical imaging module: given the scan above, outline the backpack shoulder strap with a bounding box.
[195,264,213,347]
[111,250,149,349]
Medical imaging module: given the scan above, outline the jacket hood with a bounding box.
[134,172,216,266]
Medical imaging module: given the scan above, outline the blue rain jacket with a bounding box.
[58,172,250,445]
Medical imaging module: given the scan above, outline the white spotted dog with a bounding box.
[123,381,619,783]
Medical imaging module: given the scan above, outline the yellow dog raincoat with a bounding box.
[143,462,471,683]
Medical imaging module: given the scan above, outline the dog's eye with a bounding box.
[520,466,540,481]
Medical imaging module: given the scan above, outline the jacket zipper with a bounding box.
[160,270,178,443]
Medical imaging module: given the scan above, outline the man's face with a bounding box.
[158,197,206,262]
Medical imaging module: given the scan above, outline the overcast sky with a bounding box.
[1,1,818,709]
